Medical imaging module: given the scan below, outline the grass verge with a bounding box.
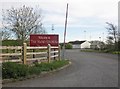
[81,49,120,54]
[2,60,70,83]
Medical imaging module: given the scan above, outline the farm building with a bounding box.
[69,40,91,49]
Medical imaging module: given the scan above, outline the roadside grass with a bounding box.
[112,51,120,54]
[2,60,69,79]
[81,49,120,54]
[81,49,102,53]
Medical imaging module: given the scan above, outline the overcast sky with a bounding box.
[0,0,118,42]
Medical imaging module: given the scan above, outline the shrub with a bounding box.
[65,43,72,49]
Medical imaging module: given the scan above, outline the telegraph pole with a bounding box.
[62,3,69,60]
[84,30,86,40]
[51,24,54,33]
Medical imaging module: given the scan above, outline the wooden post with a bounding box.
[54,48,56,60]
[33,49,35,58]
[58,45,61,61]
[47,44,51,63]
[22,43,27,64]
[7,48,8,53]
[14,48,17,53]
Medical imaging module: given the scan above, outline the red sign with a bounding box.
[30,34,59,47]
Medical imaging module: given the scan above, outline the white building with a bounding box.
[69,40,91,49]
[80,41,91,49]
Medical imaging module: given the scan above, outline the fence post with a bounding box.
[22,43,27,64]
[33,49,35,58]
[47,44,51,63]
[54,48,56,60]
[58,45,61,61]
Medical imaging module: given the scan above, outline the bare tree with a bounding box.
[106,22,118,42]
[106,22,118,50]
[2,5,46,44]
[1,30,11,40]
[105,36,114,50]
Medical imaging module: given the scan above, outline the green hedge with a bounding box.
[65,43,73,49]
[2,60,69,79]
[2,40,29,46]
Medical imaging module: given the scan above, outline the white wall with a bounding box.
[72,44,80,48]
[81,41,91,48]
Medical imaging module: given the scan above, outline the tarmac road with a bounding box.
[3,49,118,87]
